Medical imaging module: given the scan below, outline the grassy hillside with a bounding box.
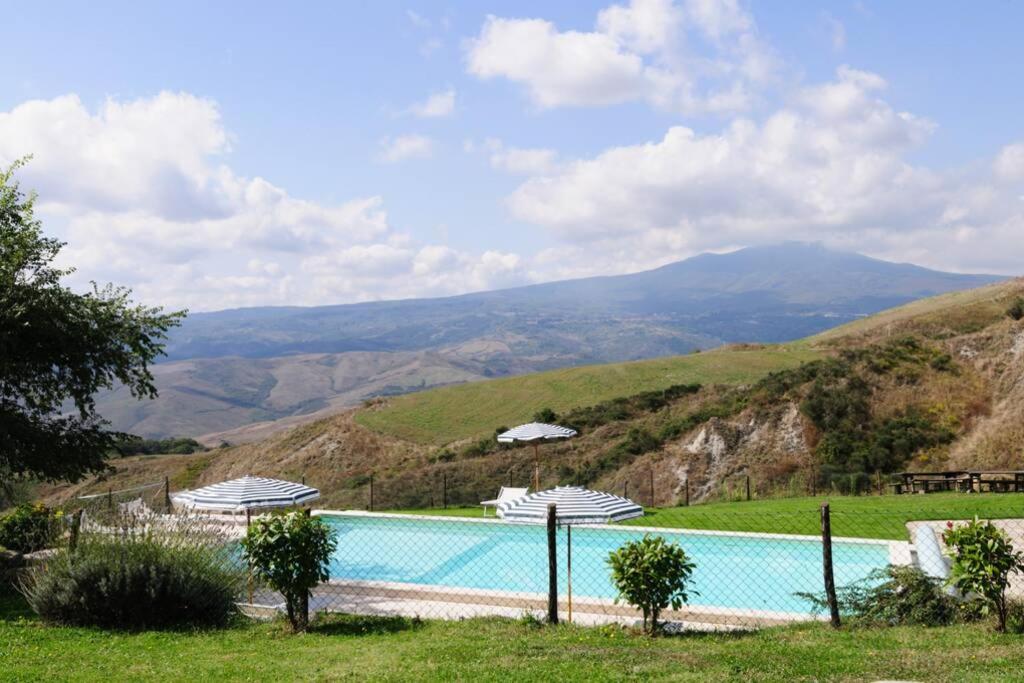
[355,345,819,446]
[37,277,1024,517]
[810,279,1019,343]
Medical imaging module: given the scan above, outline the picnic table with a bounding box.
[891,470,1024,494]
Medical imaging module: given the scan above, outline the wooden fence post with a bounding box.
[624,480,628,500]
[820,502,841,628]
[368,474,374,512]
[684,478,690,507]
[547,503,558,625]
[69,509,83,552]
[163,477,171,512]
[107,488,113,512]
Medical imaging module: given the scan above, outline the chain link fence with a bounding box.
[24,483,1024,632]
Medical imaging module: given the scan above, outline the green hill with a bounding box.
[354,345,820,446]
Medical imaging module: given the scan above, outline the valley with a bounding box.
[44,277,1024,516]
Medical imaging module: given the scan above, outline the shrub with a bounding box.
[943,518,1024,632]
[0,503,62,553]
[532,407,558,423]
[798,565,958,626]
[114,436,207,456]
[242,511,336,632]
[1006,297,1024,321]
[607,534,696,634]
[20,516,242,628]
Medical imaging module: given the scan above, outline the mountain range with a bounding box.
[97,243,1002,440]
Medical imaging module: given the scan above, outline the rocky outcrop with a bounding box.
[664,403,813,503]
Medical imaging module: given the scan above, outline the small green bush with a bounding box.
[532,407,558,423]
[0,503,62,553]
[943,518,1024,632]
[607,534,696,634]
[242,511,336,632]
[798,565,959,626]
[20,519,242,629]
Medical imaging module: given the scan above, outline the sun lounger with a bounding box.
[480,486,529,517]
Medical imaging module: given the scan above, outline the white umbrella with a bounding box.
[498,485,643,624]
[496,485,643,525]
[497,422,577,490]
[172,475,320,515]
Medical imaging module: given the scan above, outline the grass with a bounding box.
[810,278,1022,343]
[356,345,819,446]
[389,493,1024,540]
[1,591,1021,682]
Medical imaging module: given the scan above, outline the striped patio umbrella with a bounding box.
[172,475,320,514]
[496,485,643,525]
[497,422,577,490]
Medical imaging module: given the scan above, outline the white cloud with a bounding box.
[466,0,779,114]
[820,12,847,51]
[473,138,560,175]
[502,67,1024,274]
[0,93,533,310]
[994,143,1024,182]
[406,10,431,29]
[378,134,435,162]
[409,88,456,118]
[596,0,683,54]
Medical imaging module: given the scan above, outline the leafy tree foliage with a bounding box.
[0,159,184,482]
[943,519,1024,632]
[242,511,337,632]
[607,534,696,634]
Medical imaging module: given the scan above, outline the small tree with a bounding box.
[943,518,1024,632]
[607,534,696,634]
[1,158,184,483]
[242,511,336,632]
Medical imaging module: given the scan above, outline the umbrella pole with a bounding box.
[567,524,573,624]
[533,443,540,491]
[246,509,253,604]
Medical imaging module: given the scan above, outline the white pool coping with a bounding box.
[314,508,898,547]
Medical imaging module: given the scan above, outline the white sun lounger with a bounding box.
[480,486,529,517]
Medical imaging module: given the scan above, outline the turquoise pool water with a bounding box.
[322,515,890,615]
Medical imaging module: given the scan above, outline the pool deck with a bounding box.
[241,579,819,630]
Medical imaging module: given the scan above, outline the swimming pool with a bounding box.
[321,514,892,616]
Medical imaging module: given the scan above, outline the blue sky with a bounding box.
[1,1,1022,310]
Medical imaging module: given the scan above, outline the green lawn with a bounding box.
[390,493,1024,540]
[355,346,820,445]
[1,592,1020,682]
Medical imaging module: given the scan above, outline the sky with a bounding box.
[1,0,1022,311]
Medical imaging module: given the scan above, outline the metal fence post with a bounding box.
[684,478,690,506]
[745,475,751,502]
[547,503,558,624]
[163,476,171,512]
[820,502,841,628]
